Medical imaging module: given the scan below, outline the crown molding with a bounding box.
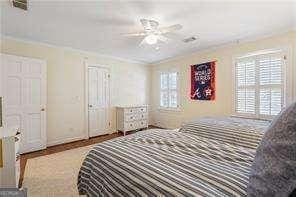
[0,35,149,66]
[1,26,295,66]
[150,27,296,65]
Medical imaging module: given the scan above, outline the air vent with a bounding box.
[183,36,198,43]
[12,0,28,11]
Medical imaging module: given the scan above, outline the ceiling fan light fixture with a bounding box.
[123,19,182,47]
[145,34,158,45]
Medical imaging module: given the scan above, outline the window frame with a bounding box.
[232,47,290,120]
[158,69,181,111]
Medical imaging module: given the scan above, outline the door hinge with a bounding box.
[108,74,110,78]
[109,122,111,126]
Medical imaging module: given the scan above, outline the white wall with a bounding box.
[150,30,296,129]
[1,30,295,146]
[0,37,150,146]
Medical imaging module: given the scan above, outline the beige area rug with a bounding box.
[22,145,94,197]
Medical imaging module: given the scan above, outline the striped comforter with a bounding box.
[78,118,270,197]
[179,117,270,149]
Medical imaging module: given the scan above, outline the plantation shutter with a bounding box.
[235,59,256,114]
[160,72,179,109]
[169,72,178,108]
[235,50,285,118]
[160,73,169,107]
[258,53,284,116]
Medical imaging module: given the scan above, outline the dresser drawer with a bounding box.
[125,113,147,121]
[137,107,147,113]
[137,120,147,128]
[125,114,136,122]
[124,121,137,131]
[136,113,147,120]
[124,108,137,114]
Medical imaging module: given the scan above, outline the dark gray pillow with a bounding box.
[247,102,296,197]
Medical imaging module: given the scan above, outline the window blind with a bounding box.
[235,50,285,118]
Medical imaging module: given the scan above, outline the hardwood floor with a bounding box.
[19,133,121,187]
[19,126,162,187]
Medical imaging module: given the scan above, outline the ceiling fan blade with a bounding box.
[158,24,182,34]
[139,37,146,46]
[140,19,159,31]
[164,32,183,41]
[140,19,148,27]
[157,35,169,43]
[121,32,147,37]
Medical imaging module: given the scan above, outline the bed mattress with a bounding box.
[78,117,270,196]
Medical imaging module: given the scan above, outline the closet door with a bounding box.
[1,54,47,153]
[88,66,110,137]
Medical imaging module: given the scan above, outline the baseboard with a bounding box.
[148,125,165,129]
[47,135,86,147]
[47,127,159,147]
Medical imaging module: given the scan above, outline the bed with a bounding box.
[77,117,270,197]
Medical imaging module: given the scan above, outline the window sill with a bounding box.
[231,114,274,121]
[158,107,181,112]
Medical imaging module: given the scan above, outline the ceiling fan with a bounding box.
[122,19,182,46]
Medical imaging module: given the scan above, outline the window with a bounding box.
[234,49,286,119]
[160,71,179,109]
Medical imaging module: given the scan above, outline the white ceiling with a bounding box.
[1,1,295,64]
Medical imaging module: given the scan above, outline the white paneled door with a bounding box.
[88,66,110,137]
[1,54,46,153]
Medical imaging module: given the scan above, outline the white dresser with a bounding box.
[116,105,148,135]
[0,127,21,188]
